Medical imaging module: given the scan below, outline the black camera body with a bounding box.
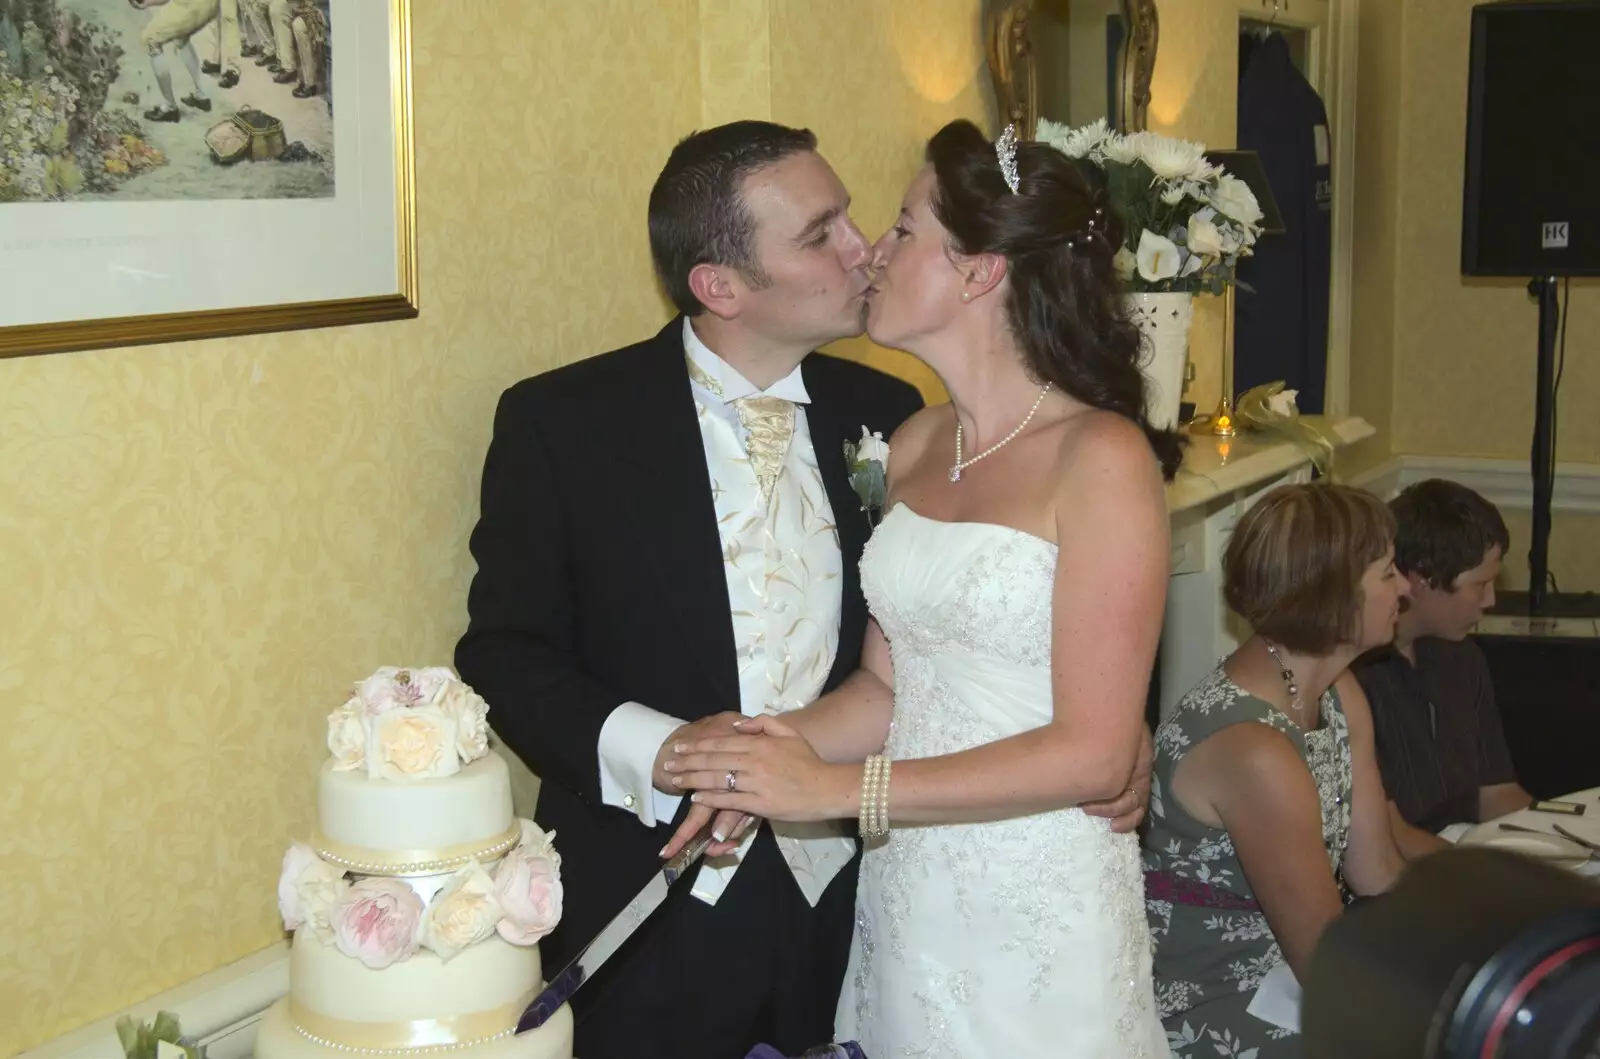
[1305,848,1600,1059]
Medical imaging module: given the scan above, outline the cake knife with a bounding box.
[514,829,714,1033]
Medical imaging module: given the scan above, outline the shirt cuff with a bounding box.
[597,701,684,828]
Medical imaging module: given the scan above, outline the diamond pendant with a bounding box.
[949,465,961,482]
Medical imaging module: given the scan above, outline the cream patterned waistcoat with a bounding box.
[684,322,855,907]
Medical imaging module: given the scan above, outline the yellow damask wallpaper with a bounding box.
[1344,0,1405,474]
[0,2,988,1052]
[1382,0,1599,590]
[1389,0,1599,465]
[773,0,991,397]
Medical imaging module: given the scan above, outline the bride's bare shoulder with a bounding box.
[886,403,952,478]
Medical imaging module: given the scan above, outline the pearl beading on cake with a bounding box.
[291,1023,514,1054]
[310,823,522,877]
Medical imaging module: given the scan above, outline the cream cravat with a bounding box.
[733,395,797,502]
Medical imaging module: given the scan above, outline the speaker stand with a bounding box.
[1526,276,1560,617]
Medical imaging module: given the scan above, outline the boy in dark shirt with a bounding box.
[1354,480,1532,858]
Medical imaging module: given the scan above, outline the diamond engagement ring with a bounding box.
[726,770,738,792]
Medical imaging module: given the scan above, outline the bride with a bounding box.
[663,119,1178,1058]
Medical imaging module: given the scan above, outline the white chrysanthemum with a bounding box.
[1097,132,1142,166]
[1039,116,1109,159]
[1035,116,1073,155]
[1131,132,1208,182]
[1159,184,1187,206]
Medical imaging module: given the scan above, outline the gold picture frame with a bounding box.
[0,0,418,361]
[984,0,1159,138]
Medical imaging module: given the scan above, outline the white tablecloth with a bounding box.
[1456,786,1600,877]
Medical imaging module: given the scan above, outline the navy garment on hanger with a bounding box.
[1235,31,1332,413]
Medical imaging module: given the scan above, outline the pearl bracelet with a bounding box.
[859,754,892,840]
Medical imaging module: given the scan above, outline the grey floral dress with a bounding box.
[1143,666,1353,1059]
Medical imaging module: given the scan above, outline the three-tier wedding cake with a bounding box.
[254,667,574,1059]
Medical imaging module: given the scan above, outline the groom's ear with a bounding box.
[959,252,1008,302]
[688,264,740,321]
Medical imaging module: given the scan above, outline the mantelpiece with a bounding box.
[1160,415,1375,717]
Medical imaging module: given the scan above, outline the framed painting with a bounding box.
[0,0,417,360]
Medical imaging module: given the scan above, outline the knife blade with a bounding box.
[515,830,714,1033]
[1498,821,1600,858]
[1553,822,1600,853]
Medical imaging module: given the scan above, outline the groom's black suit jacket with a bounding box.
[456,318,922,988]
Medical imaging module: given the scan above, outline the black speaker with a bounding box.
[1462,0,1600,277]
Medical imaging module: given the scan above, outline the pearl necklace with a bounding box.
[950,384,1052,482]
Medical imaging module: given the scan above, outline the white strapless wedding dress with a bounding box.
[835,503,1165,1059]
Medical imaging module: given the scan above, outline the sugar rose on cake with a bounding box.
[326,666,493,781]
[372,706,460,779]
[330,876,425,970]
[494,820,564,945]
[277,842,349,944]
[419,860,504,961]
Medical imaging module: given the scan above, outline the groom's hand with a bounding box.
[652,711,745,794]
[1082,725,1154,833]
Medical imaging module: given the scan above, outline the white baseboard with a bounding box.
[16,943,289,1059]
[1347,454,1600,514]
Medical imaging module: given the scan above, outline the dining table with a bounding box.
[1454,786,1600,878]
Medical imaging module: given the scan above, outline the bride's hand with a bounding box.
[658,805,760,861]
[663,714,854,823]
[1080,724,1153,833]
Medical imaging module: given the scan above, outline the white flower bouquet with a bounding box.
[1035,118,1266,295]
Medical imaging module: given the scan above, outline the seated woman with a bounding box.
[1145,483,1408,1058]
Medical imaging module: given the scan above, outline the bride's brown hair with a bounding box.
[924,119,1184,481]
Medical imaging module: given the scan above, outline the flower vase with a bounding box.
[1125,292,1194,430]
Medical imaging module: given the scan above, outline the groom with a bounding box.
[456,121,1146,1059]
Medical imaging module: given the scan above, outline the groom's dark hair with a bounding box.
[648,121,818,316]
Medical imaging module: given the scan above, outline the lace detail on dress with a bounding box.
[866,526,1056,672]
[836,505,1165,1059]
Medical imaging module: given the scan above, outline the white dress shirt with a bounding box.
[595,318,854,905]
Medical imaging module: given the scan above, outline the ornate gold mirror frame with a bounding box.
[984,0,1159,138]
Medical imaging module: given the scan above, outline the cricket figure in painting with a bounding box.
[0,0,333,201]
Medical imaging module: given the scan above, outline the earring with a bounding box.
[960,292,972,303]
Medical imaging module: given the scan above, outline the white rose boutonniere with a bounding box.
[843,426,890,527]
